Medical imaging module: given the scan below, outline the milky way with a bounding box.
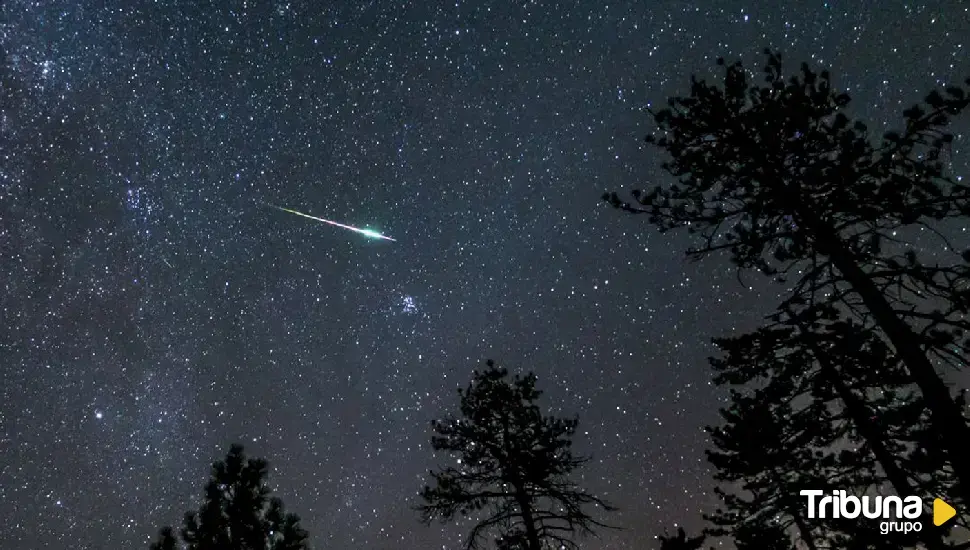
[2,1,968,549]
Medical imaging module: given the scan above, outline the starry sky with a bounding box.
[2,1,968,549]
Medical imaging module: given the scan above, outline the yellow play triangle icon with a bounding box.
[933,498,956,526]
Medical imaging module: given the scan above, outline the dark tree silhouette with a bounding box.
[604,49,970,501]
[704,304,963,548]
[148,444,309,550]
[150,527,178,550]
[732,520,795,550]
[657,527,706,550]
[417,360,615,550]
[705,388,828,549]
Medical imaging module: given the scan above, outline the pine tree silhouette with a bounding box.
[604,49,970,503]
[732,520,794,550]
[657,527,706,550]
[704,304,962,547]
[148,444,309,550]
[150,527,178,550]
[417,360,615,550]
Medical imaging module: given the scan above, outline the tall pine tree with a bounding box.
[417,360,615,550]
[149,444,309,550]
[705,305,962,547]
[657,527,707,550]
[604,49,970,503]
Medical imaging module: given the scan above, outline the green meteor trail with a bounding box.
[264,203,395,242]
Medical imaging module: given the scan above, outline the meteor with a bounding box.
[264,203,396,241]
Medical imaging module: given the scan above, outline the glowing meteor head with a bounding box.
[360,228,384,239]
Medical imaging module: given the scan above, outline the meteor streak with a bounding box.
[264,203,396,241]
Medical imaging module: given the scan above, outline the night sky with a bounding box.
[2,1,968,549]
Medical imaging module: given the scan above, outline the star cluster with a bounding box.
[2,1,968,549]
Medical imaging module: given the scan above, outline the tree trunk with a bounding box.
[797,321,923,496]
[515,488,543,550]
[826,360,914,495]
[808,221,970,505]
[809,336,951,550]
